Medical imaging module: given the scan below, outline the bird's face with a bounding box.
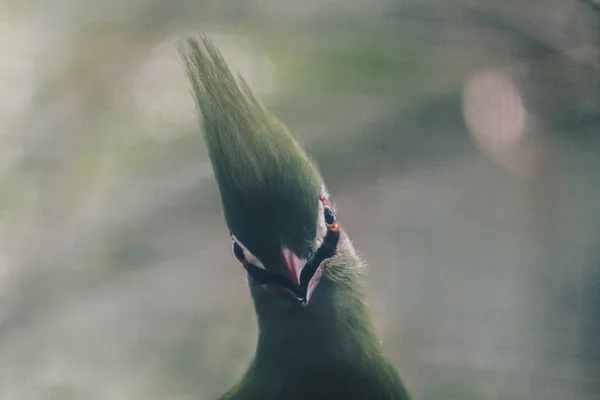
[229,191,340,306]
[181,36,341,306]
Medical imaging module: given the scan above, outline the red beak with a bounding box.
[281,247,306,288]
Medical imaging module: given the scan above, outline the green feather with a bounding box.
[180,34,322,268]
[181,34,411,400]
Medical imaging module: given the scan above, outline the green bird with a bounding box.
[181,35,411,400]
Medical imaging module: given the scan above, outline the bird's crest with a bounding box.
[180,35,322,261]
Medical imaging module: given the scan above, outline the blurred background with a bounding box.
[1,0,599,399]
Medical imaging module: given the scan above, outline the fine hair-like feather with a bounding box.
[180,34,323,264]
[179,34,320,192]
[181,34,412,400]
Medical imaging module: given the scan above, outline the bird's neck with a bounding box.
[241,251,409,400]
[227,242,410,400]
[254,276,381,366]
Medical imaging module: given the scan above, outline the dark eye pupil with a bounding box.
[232,241,245,263]
[324,206,335,225]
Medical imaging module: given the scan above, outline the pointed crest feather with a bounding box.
[180,34,322,258]
[179,34,318,187]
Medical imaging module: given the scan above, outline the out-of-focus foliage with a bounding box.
[0,1,599,399]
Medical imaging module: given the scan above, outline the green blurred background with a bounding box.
[1,0,599,399]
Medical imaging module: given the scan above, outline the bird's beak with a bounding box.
[281,247,306,289]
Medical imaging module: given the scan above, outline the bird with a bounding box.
[180,35,411,400]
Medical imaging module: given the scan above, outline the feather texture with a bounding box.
[181,34,411,400]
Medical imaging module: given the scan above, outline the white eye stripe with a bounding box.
[231,233,266,270]
[314,189,330,251]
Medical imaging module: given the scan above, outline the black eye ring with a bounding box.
[232,241,245,263]
[324,206,336,225]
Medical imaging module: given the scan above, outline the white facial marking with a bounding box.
[231,233,266,270]
[314,187,330,252]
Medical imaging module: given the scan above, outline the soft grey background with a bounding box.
[1,1,599,399]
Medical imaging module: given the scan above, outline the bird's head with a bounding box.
[181,36,341,306]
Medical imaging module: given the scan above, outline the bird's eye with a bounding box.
[323,206,339,232]
[320,195,339,232]
[232,241,245,263]
[324,206,335,225]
